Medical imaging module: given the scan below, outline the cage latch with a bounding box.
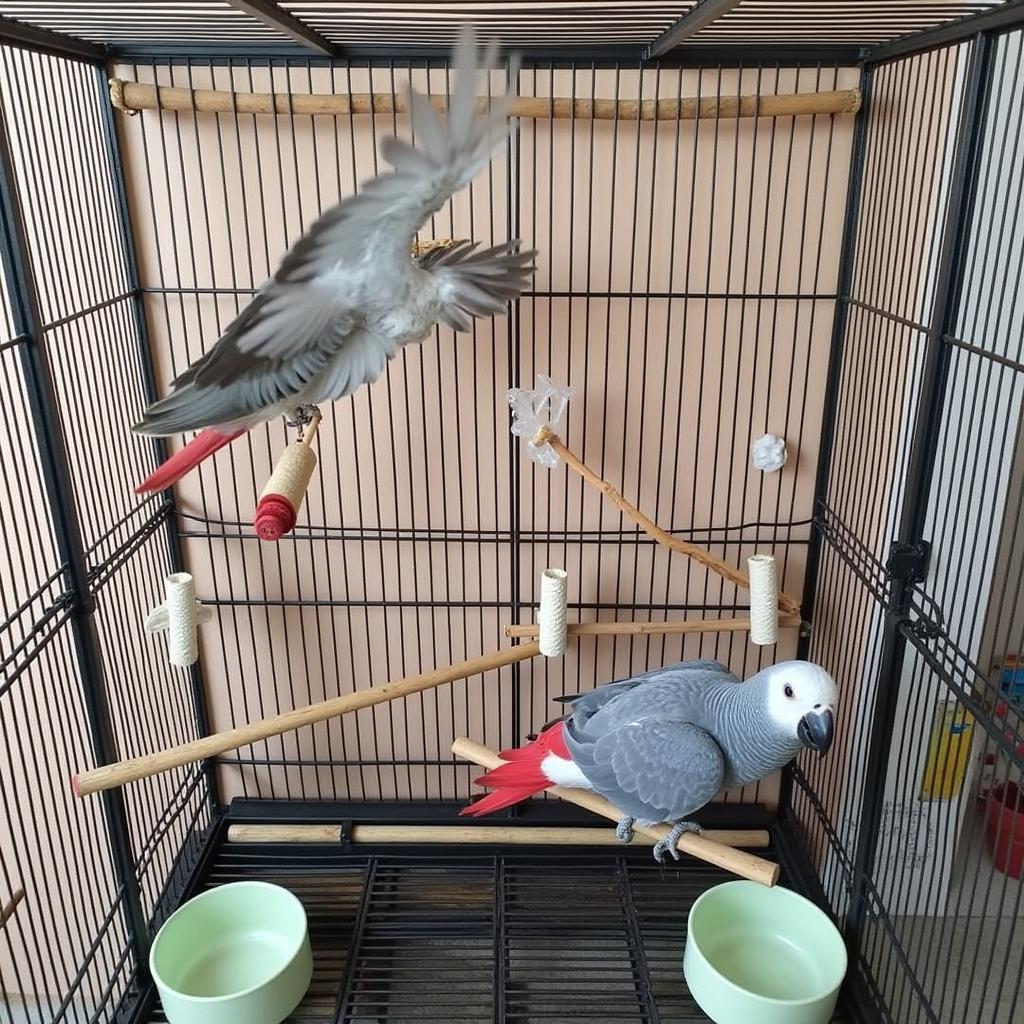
[885,541,931,584]
[339,819,354,849]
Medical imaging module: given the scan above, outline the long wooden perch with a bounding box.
[110,79,861,121]
[73,642,539,797]
[505,614,802,639]
[227,823,770,849]
[452,737,779,887]
[535,426,802,617]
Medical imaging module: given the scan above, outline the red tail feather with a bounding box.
[136,428,245,495]
[460,786,541,817]
[460,721,568,818]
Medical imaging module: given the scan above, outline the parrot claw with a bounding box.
[653,820,704,864]
[285,404,321,429]
[615,817,636,844]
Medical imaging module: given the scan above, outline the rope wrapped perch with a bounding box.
[748,554,780,646]
[254,412,321,541]
[144,572,213,667]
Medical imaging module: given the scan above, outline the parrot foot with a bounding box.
[653,820,704,864]
[615,817,636,844]
[285,404,321,429]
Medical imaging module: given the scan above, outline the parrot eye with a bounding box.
[784,684,795,699]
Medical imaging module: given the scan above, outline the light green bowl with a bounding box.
[683,880,847,1024]
[150,881,312,1024]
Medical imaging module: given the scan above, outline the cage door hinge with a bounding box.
[885,540,931,584]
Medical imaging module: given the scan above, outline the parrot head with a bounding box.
[762,661,837,757]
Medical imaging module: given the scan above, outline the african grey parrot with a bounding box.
[133,25,534,495]
[462,659,837,862]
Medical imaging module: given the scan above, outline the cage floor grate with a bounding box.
[144,833,845,1023]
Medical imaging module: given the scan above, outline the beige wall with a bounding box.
[110,61,858,807]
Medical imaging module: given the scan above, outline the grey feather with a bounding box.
[133,24,534,438]
[571,721,724,824]
[560,659,836,826]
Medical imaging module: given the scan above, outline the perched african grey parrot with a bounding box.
[133,25,534,495]
[462,659,837,862]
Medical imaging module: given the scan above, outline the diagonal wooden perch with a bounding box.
[74,642,539,797]
[452,737,779,887]
[533,426,802,617]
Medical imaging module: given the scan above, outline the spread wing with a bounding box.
[566,719,725,824]
[133,26,521,435]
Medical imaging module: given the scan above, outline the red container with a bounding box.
[986,781,1024,879]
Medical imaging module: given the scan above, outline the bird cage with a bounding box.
[0,3,1023,1023]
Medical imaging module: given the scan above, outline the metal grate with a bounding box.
[683,1,1005,46]
[279,2,700,48]
[0,1,1015,55]
[142,833,840,1024]
[0,3,289,44]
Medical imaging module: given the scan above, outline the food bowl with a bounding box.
[683,880,847,1024]
[150,881,312,1024]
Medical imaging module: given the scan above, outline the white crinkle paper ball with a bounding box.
[751,433,788,473]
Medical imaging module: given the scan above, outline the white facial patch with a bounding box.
[766,664,838,737]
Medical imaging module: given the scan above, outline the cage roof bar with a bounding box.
[224,0,336,54]
[647,0,742,57]
[865,0,1024,63]
[0,12,105,61]
[101,41,865,66]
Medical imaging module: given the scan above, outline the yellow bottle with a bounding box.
[920,701,973,800]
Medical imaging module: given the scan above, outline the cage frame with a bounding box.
[2,3,1024,1023]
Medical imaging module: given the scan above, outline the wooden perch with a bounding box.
[0,889,24,929]
[452,737,779,887]
[227,823,770,849]
[505,614,802,639]
[73,642,539,797]
[535,426,802,617]
[110,79,861,122]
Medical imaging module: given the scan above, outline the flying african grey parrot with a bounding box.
[133,25,534,495]
[462,659,837,862]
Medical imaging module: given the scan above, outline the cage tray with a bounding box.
[144,824,843,1024]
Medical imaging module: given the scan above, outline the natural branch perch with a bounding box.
[505,615,802,639]
[452,737,779,887]
[534,426,802,617]
[226,823,770,848]
[110,79,861,121]
[73,642,539,797]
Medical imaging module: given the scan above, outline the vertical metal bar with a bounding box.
[492,855,506,1024]
[93,66,220,809]
[333,859,377,1024]
[844,33,994,950]
[0,87,151,982]
[506,56,523,757]
[616,859,660,1024]
[894,36,995,547]
[797,63,873,627]
[784,67,875,824]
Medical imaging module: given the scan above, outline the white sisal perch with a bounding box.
[254,413,321,540]
[748,555,779,646]
[144,573,214,667]
[538,568,568,657]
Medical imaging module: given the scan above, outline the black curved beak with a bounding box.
[797,708,834,757]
